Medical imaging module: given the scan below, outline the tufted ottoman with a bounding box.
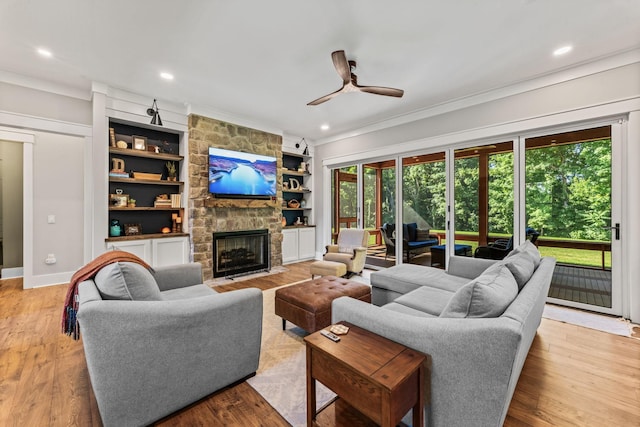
[275,276,371,333]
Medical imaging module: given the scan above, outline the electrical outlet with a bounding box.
[45,254,56,265]
[47,215,55,224]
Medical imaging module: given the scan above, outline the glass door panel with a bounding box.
[525,126,617,311]
[453,142,514,267]
[331,166,359,244]
[363,160,396,267]
[401,152,446,265]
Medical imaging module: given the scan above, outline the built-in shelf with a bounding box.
[109,207,183,211]
[105,232,189,242]
[109,147,183,161]
[109,177,184,186]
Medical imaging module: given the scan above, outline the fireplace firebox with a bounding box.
[213,229,270,278]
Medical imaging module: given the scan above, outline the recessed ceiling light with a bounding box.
[553,45,572,56]
[37,48,52,58]
[160,72,174,80]
[320,124,330,131]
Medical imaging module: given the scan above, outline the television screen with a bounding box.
[208,147,277,197]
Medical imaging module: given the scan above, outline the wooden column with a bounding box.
[478,152,489,246]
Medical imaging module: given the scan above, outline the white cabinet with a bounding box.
[282,227,316,264]
[106,236,189,267]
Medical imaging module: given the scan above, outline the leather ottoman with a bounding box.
[275,276,371,333]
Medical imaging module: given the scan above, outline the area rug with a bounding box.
[247,282,336,427]
[542,303,636,337]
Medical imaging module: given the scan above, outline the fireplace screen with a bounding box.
[213,229,270,278]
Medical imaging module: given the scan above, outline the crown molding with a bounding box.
[0,70,90,101]
[315,48,640,146]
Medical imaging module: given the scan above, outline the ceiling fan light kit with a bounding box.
[307,50,404,106]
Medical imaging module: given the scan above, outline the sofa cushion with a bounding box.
[161,284,217,300]
[393,286,456,316]
[501,253,536,291]
[439,263,518,318]
[371,263,469,294]
[382,302,438,318]
[507,241,541,268]
[94,262,162,301]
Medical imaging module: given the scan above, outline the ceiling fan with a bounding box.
[307,50,404,106]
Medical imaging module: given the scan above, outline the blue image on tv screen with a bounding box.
[208,147,277,197]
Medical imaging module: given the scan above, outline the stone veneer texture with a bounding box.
[188,114,283,281]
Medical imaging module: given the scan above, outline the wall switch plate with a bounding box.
[47,215,55,224]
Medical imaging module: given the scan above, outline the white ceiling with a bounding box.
[1,0,639,141]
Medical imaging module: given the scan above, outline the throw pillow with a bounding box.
[502,253,536,291]
[507,240,541,268]
[439,263,518,318]
[94,262,163,301]
[403,223,418,242]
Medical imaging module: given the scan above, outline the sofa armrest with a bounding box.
[152,263,203,291]
[78,282,262,427]
[447,255,496,279]
[331,297,521,427]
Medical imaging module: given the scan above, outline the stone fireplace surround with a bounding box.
[188,114,283,282]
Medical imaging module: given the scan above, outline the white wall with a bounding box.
[32,131,85,276]
[0,83,92,287]
[314,62,640,322]
[1,140,23,269]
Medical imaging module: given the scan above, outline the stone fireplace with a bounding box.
[187,114,283,282]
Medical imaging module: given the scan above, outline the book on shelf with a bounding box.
[109,171,130,178]
[171,194,181,208]
[154,200,172,208]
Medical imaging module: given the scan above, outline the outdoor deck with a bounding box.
[365,248,613,308]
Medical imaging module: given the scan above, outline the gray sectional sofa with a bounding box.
[77,262,262,427]
[332,241,555,427]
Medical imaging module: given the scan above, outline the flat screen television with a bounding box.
[208,147,277,198]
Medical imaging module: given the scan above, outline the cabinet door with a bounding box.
[152,236,189,267]
[281,229,299,263]
[298,227,316,260]
[106,240,152,264]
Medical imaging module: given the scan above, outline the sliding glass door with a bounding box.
[524,125,620,313]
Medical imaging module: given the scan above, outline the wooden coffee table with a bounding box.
[304,322,428,427]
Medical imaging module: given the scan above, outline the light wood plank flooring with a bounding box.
[1,261,639,426]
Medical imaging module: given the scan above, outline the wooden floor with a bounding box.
[1,260,639,426]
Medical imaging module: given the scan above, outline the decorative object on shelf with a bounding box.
[299,161,308,172]
[116,140,128,149]
[109,219,122,237]
[281,217,287,227]
[110,192,129,207]
[146,99,163,126]
[128,198,136,208]
[124,223,142,236]
[300,199,306,208]
[147,144,159,153]
[132,172,162,180]
[295,137,309,156]
[109,157,130,178]
[109,127,116,147]
[171,213,182,233]
[289,178,301,190]
[283,181,289,190]
[303,215,309,225]
[287,199,300,208]
[166,161,177,181]
[161,226,171,234]
[132,135,147,151]
[294,216,302,225]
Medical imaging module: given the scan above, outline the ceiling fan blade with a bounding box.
[331,50,351,84]
[357,85,404,98]
[307,87,344,106]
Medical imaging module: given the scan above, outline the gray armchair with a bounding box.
[77,262,262,427]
